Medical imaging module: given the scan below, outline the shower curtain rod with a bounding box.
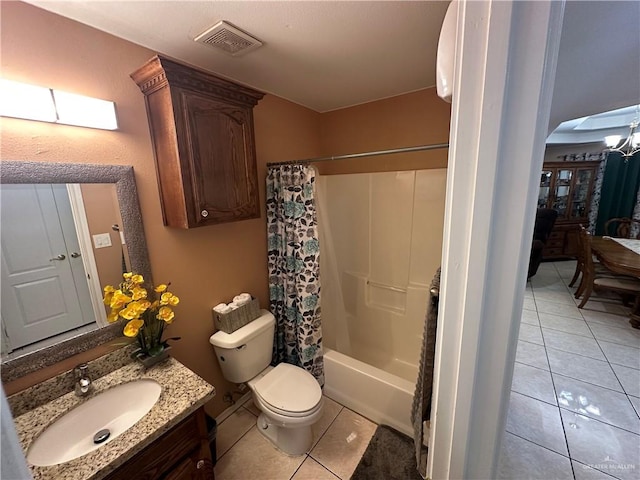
[266,142,449,167]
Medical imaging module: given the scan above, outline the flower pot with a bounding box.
[132,345,172,368]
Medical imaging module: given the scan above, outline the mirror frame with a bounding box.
[0,161,152,382]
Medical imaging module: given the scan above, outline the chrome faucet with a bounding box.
[74,363,92,397]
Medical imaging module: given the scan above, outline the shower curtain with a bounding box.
[266,164,324,385]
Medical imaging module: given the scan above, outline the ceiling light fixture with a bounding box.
[604,106,640,159]
[0,79,118,130]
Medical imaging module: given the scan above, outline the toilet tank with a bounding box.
[209,310,275,384]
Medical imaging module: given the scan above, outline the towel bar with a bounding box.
[366,280,407,293]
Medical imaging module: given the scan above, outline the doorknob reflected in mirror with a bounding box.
[50,254,66,261]
[70,252,81,258]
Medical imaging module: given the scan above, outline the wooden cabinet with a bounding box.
[538,161,600,259]
[104,407,214,480]
[131,55,264,229]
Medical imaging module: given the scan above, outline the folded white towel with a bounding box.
[213,303,232,314]
[233,293,252,306]
[229,301,241,310]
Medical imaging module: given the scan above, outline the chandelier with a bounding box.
[605,119,640,159]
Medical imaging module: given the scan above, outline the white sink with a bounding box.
[27,379,161,466]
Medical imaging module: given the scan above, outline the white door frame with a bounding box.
[66,184,108,327]
[427,1,565,479]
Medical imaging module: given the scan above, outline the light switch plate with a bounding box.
[93,233,112,249]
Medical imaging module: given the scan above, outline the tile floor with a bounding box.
[499,261,640,480]
[214,395,376,480]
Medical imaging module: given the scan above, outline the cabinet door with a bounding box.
[552,169,573,220]
[538,169,553,208]
[181,92,260,226]
[162,450,214,480]
[568,168,594,221]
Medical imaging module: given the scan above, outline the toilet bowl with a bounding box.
[248,363,323,455]
[209,310,323,455]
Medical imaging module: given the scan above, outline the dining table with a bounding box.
[591,236,640,329]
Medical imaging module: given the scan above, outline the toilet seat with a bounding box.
[253,363,322,418]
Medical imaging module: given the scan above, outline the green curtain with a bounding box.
[595,152,640,235]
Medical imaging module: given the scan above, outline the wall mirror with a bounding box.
[0,161,151,383]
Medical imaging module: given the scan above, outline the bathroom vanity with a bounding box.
[9,349,216,480]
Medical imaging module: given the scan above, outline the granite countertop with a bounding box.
[11,357,215,480]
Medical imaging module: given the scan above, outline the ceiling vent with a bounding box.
[194,21,262,56]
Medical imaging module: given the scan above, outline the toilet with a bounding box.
[209,310,323,455]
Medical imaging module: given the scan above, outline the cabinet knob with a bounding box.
[196,460,205,469]
[201,210,209,218]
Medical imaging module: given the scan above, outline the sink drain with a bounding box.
[93,429,111,444]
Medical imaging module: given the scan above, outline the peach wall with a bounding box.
[317,88,450,175]
[80,184,126,294]
[0,1,321,415]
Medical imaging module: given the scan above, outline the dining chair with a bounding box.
[604,217,640,239]
[570,225,614,293]
[576,227,640,308]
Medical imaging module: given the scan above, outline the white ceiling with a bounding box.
[547,104,640,145]
[26,1,450,113]
[549,1,640,135]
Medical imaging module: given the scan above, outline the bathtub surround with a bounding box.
[266,164,323,385]
[318,170,446,378]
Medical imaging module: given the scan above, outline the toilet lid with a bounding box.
[253,363,322,414]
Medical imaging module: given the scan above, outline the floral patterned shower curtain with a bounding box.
[266,164,323,385]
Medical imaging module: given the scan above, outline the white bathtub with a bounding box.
[323,348,415,437]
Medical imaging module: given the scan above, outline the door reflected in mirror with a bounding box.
[1,183,129,361]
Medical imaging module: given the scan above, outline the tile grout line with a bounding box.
[549,370,626,396]
[556,402,640,437]
[510,389,558,409]
[215,418,257,464]
[504,428,571,460]
[305,404,346,478]
[549,262,578,480]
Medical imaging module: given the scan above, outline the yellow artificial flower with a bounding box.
[102,272,180,344]
[123,319,144,337]
[160,292,171,305]
[110,290,132,309]
[118,306,137,320]
[103,293,113,306]
[107,309,120,323]
[102,285,115,305]
[157,306,175,324]
[160,292,180,306]
[131,286,148,301]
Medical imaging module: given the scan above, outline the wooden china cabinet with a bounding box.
[538,161,600,259]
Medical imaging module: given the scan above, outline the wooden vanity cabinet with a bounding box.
[104,406,214,480]
[131,55,264,229]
